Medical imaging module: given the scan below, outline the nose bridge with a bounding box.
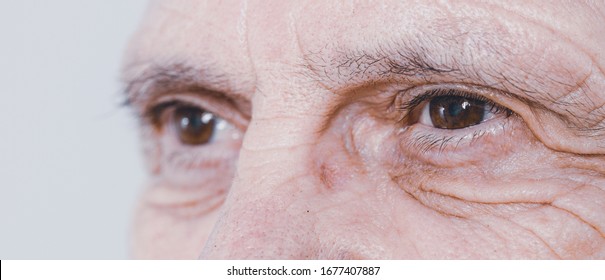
[199,82,326,258]
[198,2,330,256]
[200,120,320,259]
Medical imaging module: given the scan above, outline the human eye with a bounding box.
[131,93,245,218]
[407,88,512,130]
[142,93,244,183]
[149,101,232,146]
[394,85,519,164]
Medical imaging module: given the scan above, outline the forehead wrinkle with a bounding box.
[298,1,600,89]
[477,0,605,63]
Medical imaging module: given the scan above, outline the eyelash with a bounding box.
[397,88,513,124]
[144,100,181,131]
[142,87,515,168]
[141,98,242,176]
[397,88,515,154]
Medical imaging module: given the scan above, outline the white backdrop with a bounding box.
[0,0,148,259]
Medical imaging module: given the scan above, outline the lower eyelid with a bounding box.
[143,182,227,218]
[157,130,241,182]
[163,144,239,170]
[399,115,519,166]
[162,94,248,129]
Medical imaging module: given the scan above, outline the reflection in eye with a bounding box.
[173,106,217,145]
[424,96,486,129]
[409,89,512,129]
[397,88,517,159]
[146,100,233,147]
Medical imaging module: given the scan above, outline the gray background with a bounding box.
[0,0,148,259]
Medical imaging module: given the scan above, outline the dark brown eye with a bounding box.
[173,106,216,145]
[428,96,486,129]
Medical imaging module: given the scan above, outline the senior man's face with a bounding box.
[122,0,605,259]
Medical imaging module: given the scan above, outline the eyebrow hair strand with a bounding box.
[122,62,234,107]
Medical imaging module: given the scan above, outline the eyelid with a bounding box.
[145,94,244,179]
[143,92,249,131]
[396,84,514,126]
[390,84,522,164]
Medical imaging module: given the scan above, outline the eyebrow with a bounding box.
[122,48,462,107]
[300,46,459,86]
[122,61,251,108]
[122,40,605,137]
[299,40,605,137]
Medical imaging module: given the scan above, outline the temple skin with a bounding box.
[122,0,605,259]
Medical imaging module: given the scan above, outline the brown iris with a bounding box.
[173,106,216,145]
[429,95,486,129]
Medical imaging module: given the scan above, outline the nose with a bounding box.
[199,114,325,259]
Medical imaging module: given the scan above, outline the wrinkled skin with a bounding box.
[122,0,605,259]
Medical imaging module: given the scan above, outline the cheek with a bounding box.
[384,136,605,257]
[340,107,605,258]
[131,183,224,259]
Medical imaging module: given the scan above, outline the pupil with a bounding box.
[429,96,485,129]
[173,106,216,145]
[448,102,463,116]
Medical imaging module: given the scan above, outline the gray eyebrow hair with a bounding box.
[121,62,240,107]
[300,46,460,86]
[122,63,192,106]
[121,52,459,112]
[299,43,605,137]
[122,45,605,137]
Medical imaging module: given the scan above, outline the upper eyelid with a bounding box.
[398,83,513,106]
[395,84,515,122]
[143,93,249,131]
[405,89,509,114]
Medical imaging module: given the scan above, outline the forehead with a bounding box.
[122,0,604,93]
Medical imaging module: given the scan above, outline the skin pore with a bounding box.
[122,0,605,259]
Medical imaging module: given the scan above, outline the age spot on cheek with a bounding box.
[319,162,338,190]
[314,149,366,194]
[312,143,354,193]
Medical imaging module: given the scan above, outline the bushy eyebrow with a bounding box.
[300,46,459,86]
[121,61,248,108]
[122,41,605,137]
[122,63,198,106]
[299,41,605,137]
[123,46,464,105]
